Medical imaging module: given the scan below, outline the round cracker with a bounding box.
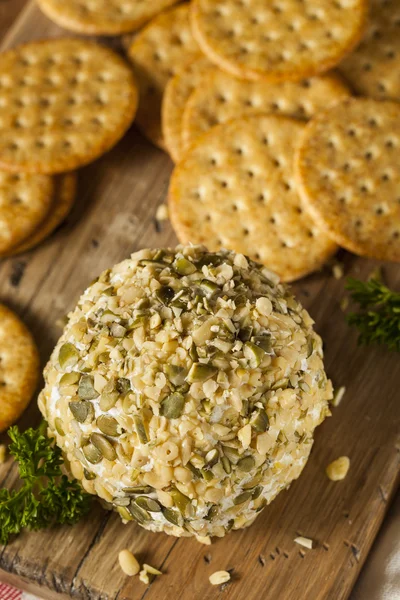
[0,304,40,432]
[162,55,213,162]
[0,171,54,254]
[339,0,400,101]
[0,39,138,174]
[191,0,367,83]
[182,69,351,152]
[5,173,77,256]
[37,0,180,36]
[169,114,337,282]
[295,98,400,262]
[128,4,199,150]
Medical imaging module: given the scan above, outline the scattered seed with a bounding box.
[209,571,231,585]
[326,456,350,481]
[119,549,140,576]
[294,536,313,549]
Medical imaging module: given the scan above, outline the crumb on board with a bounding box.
[139,564,163,585]
[294,536,313,550]
[156,203,169,222]
[0,444,6,464]
[332,263,344,280]
[326,456,350,481]
[209,571,231,586]
[331,386,346,407]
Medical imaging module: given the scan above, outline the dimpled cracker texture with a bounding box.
[340,0,400,101]
[128,4,199,149]
[190,0,368,83]
[295,98,400,262]
[162,55,213,162]
[182,69,351,152]
[0,39,138,174]
[37,0,181,35]
[0,171,54,254]
[6,173,77,256]
[169,115,337,282]
[0,304,40,432]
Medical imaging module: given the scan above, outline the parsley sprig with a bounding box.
[346,278,400,352]
[0,422,91,545]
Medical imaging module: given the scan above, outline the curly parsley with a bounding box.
[346,278,400,352]
[0,422,91,545]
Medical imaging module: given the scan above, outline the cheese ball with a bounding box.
[39,245,332,540]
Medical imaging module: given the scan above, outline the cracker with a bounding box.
[128,4,199,149]
[339,0,400,101]
[182,69,351,152]
[0,304,40,432]
[190,0,367,82]
[5,173,77,256]
[37,0,180,36]
[168,114,337,282]
[0,39,138,174]
[0,171,54,254]
[295,97,400,262]
[162,55,213,162]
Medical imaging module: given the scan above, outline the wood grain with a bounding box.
[0,4,399,600]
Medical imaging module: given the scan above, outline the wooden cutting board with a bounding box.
[0,3,399,599]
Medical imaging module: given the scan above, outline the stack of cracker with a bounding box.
[0,38,138,257]
[36,0,400,280]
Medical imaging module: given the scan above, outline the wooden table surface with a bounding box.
[0,3,399,600]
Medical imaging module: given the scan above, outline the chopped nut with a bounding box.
[139,563,162,584]
[209,570,231,586]
[0,444,6,464]
[156,203,169,222]
[331,386,346,407]
[118,549,140,576]
[294,536,313,549]
[326,456,350,481]
[143,564,162,576]
[238,424,252,449]
[197,535,212,545]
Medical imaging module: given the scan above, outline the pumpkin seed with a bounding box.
[128,315,148,330]
[225,519,234,532]
[69,400,95,424]
[78,375,99,400]
[207,505,219,521]
[162,507,183,527]
[186,363,218,383]
[98,351,110,363]
[238,326,253,342]
[129,501,152,524]
[201,469,214,482]
[252,486,263,500]
[117,378,131,394]
[244,342,266,367]
[136,496,162,512]
[155,285,174,305]
[250,408,269,432]
[221,446,239,464]
[242,472,262,489]
[237,456,256,472]
[205,449,219,467]
[139,259,167,269]
[96,414,120,437]
[187,462,202,479]
[160,393,185,419]
[271,378,289,390]
[199,279,219,297]
[170,488,190,513]
[251,335,272,353]
[60,372,81,386]
[99,390,119,411]
[173,257,196,275]
[189,343,198,362]
[122,485,154,495]
[83,442,102,464]
[58,343,79,369]
[54,417,65,436]
[113,497,131,507]
[165,364,187,386]
[221,456,231,474]
[255,497,267,512]
[133,415,148,444]
[90,433,117,461]
[116,506,134,521]
[233,491,252,505]
[83,468,96,480]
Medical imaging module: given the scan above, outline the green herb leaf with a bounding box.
[0,423,91,546]
[345,278,400,352]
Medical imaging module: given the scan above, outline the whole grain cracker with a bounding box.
[295,97,400,262]
[128,4,199,149]
[169,114,337,282]
[5,173,77,256]
[339,0,400,101]
[0,304,40,432]
[0,39,138,174]
[182,69,351,152]
[191,0,367,83]
[37,0,180,36]
[0,171,54,254]
[162,55,213,162]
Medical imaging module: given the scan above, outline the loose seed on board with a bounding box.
[118,549,140,576]
[209,571,231,585]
